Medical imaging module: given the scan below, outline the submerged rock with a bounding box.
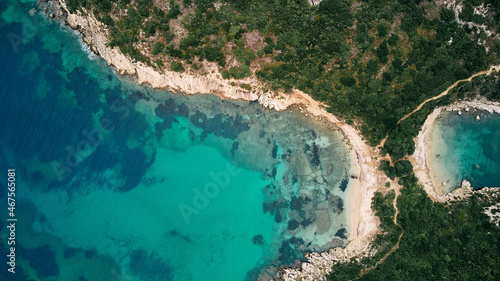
[129,249,173,281]
[189,111,207,127]
[274,211,283,223]
[18,245,59,278]
[129,91,149,101]
[259,129,265,138]
[330,195,344,214]
[335,228,347,239]
[272,142,278,159]
[177,103,189,117]
[278,241,298,265]
[155,99,177,119]
[288,219,300,231]
[85,248,97,258]
[263,198,288,215]
[310,143,320,166]
[289,237,305,247]
[300,217,314,228]
[230,141,239,156]
[290,195,312,211]
[63,247,78,258]
[339,177,349,192]
[253,234,265,245]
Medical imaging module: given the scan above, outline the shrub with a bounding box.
[263,45,274,54]
[377,23,388,38]
[394,160,413,177]
[155,59,164,67]
[240,83,251,90]
[152,42,165,55]
[171,61,185,72]
[101,15,115,27]
[388,33,399,47]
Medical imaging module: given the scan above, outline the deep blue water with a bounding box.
[0,1,353,280]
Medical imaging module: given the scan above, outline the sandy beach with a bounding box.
[278,94,382,280]
[52,1,386,279]
[411,98,500,202]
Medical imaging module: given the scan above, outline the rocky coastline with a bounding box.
[35,0,386,280]
[411,98,500,203]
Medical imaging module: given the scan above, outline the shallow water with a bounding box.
[429,110,500,192]
[0,1,353,280]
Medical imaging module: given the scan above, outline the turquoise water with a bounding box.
[0,1,354,280]
[429,110,500,192]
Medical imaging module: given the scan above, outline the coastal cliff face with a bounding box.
[55,0,299,111]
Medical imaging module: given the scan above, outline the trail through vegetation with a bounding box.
[364,65,500,275]
[379,64,500,149]
[356,184,405,279]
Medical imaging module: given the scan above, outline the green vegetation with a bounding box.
[240,83,251,90]
[222,65,252,79]
[152,42,164,55]
[329,189,401,280]
[328,175,500,281]
[394,160,413,177]
[171,61,185,72]
[380,160,396,180]
[330,63,500,281]
[71,0,500,148]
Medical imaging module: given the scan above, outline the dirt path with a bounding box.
[378,65,500,149]
[357,65,500,278]
[356,185,405,279]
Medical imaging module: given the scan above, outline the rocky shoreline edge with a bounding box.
[37,0,386,279]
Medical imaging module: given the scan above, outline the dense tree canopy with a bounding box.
[329,175,500,281]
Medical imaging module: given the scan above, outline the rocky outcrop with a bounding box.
[445,97,500,115]
[55,0,303,111]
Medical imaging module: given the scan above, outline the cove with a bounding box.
[0,1,354,280]
[429,110,500,192]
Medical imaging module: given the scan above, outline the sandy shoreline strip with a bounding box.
[411,98,500,202]
[52,1,384,280]
[279,95,381,280]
